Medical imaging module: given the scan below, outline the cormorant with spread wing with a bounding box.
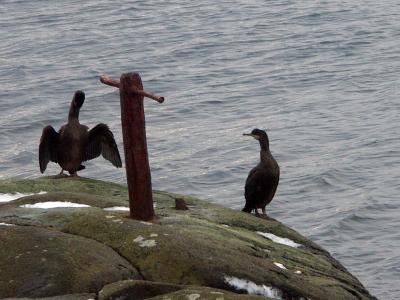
[242,128,280,216]
[39,90,122,176]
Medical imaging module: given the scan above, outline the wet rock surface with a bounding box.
[0,177,377,300]
[0,224,140,298]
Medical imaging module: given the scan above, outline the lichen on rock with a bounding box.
[0,177,377,300]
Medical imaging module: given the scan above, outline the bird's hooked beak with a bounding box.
[243,133,260,140]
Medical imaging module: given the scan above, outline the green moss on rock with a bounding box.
[2,294,96,300]
[0,177,376,300]
[98,280,182,300]
[0,225,140,298]
[99,280,270,300]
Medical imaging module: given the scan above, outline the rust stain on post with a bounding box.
[100,74,164,103]
[120,72,155,221]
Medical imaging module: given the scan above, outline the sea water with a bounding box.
[1,1,399,298]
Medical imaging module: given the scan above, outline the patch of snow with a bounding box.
[150,233,158,237]
[274,262,287,270]
[133,236,145,243]
[103,206,129,211]
[210,291,224,295]
[0,222,15,226]
[187,294,200,300]
[222,224,230,227]
[105,215,115,219]
[224,276,283,299]
[256,231,302,248]
[133,235,157,248]
[0,191,47,203]
[140,221,153,226]
[20,201,90,209]
[139,239,156,247]
[294,270,302,274]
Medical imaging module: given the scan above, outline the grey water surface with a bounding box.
[1,1,399,298]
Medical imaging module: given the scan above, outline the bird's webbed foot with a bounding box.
[258,208,269,219]
[52,169,69,179]
[254,208,269,219]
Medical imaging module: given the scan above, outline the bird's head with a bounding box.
[243,128,270,151]
[243,128,268,140]
[73,90,85,108]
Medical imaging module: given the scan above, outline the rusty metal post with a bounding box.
[100,72,163,221]
[119,72,155,221]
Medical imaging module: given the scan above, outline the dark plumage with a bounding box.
[242,128,280,216]
[39,90,122,176]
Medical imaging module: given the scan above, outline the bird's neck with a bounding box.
[260,149,272,164]
[68,104,80,123]
[259,138,271,163]
[259,138,269,152]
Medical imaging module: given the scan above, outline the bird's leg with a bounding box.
[261,207,268,218]
[254,208,260,217]
[53,169,67,179]
[70,172,78,177]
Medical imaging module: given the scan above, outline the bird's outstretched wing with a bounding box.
[39,125,59,173]
[84,123,122,167]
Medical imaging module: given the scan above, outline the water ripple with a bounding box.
[1,1,400,298]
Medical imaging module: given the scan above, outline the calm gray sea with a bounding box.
[1,1,399,298]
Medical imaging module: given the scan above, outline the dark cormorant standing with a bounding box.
[242,128,280,216]
[39,90,122,176]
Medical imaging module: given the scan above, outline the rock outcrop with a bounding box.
[0,177,376,300]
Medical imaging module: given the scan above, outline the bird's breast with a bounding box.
[57,126,88,170]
